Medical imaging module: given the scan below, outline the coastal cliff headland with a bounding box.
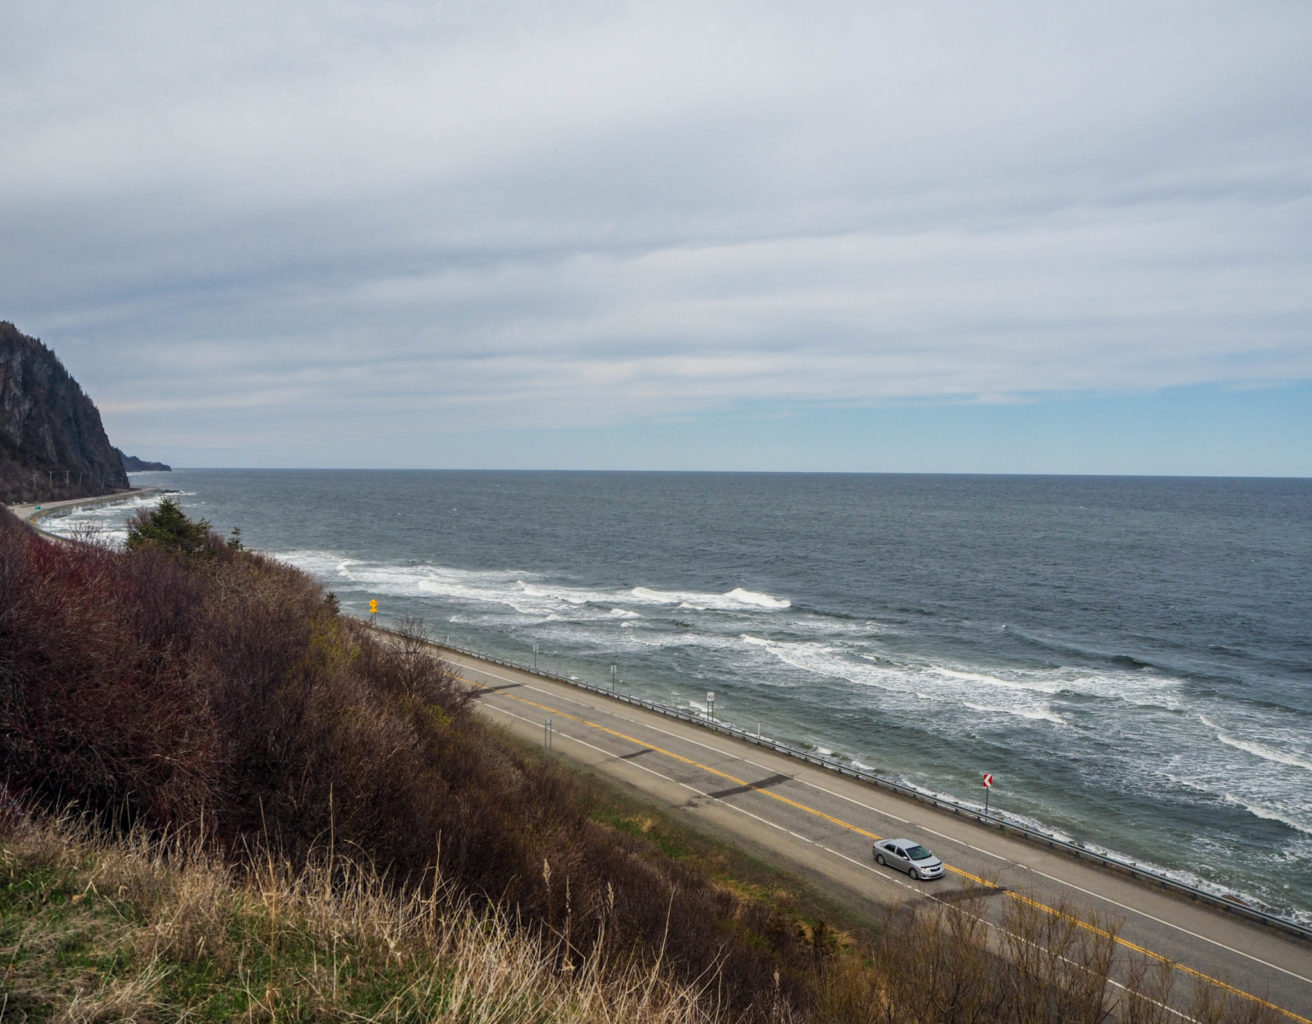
[0,320,172,508]
[0,321,130,503]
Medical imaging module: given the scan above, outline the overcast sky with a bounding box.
[3,2,1309,475]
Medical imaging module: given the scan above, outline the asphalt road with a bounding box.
[430,642,1312,1023]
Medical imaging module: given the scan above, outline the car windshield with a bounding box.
[906,845,933,860]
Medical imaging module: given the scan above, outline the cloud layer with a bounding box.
[3,1,1309,470]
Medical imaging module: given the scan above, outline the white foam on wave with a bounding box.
[964,702,1066,726]
[274,550,796,634]
[276,552,560,620]
[1221,793,1312,838]
[277,550,362,579]
[724,587,791,610]
[280,547,1189,747]
[1148,721,1312,849]
[1222,735,1312,773]
[748,636,1083,729]
[520,581,620,607]
[937,664,1184,711]
[402,567,517,606]
[759,637,897,689]
[937,666,1066,695]
[1204,720,1312,773]
[628,585,790,612]
[624,629,752,656]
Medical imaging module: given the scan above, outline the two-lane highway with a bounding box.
[434,642,1312,1021]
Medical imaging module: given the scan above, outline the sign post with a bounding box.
[369,598,378,626]
[983,773,994,816]
[706,691,715,722]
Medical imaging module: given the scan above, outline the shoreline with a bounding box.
[5,487,162,529]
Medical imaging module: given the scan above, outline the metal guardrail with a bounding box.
[19,488,162,533]
[393,626,1312,945]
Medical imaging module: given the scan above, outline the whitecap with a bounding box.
[1210,730,1312,773]
[936,667,1066,695]
[1220,794,1312,838]
[963,702,1066,726]
[1224,736,1312,773]
[723,587,791,610]
[627,585,790,612]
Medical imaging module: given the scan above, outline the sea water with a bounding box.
[44,469,1312,927]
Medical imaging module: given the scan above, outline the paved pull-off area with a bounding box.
[430,642,1312,1022]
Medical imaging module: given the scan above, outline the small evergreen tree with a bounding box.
[125,497,214,556]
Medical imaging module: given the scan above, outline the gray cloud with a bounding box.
[2,1,1309,469]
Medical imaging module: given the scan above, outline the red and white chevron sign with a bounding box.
[983,773,994,788]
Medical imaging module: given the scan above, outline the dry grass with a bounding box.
[1,810,734,1024]
[5,807,1289,1024]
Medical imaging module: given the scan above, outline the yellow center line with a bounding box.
[464,673,1310,1023]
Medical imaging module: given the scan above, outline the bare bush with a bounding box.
[998,892,1118,1022]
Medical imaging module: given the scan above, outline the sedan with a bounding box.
[872,838,945,880]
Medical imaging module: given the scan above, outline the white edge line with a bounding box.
[461,661,1312,990]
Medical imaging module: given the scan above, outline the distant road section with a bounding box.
[425,638,1312,1022]
[6,488,160,528]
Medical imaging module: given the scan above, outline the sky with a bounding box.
[2,1,1309,476]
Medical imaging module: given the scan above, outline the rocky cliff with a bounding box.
[0,321,131,504]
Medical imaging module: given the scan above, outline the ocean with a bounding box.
[43,469,1312,927]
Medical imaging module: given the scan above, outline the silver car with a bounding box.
[872,838,945,880]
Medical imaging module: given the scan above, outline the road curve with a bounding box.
[428,641,1312,1022]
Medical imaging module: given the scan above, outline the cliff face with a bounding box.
[0,321,131,503]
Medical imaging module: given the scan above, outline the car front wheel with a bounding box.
[875,853,885,866]
[909,867,920,880]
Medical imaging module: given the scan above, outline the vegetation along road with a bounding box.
[423,637,1312,1022]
